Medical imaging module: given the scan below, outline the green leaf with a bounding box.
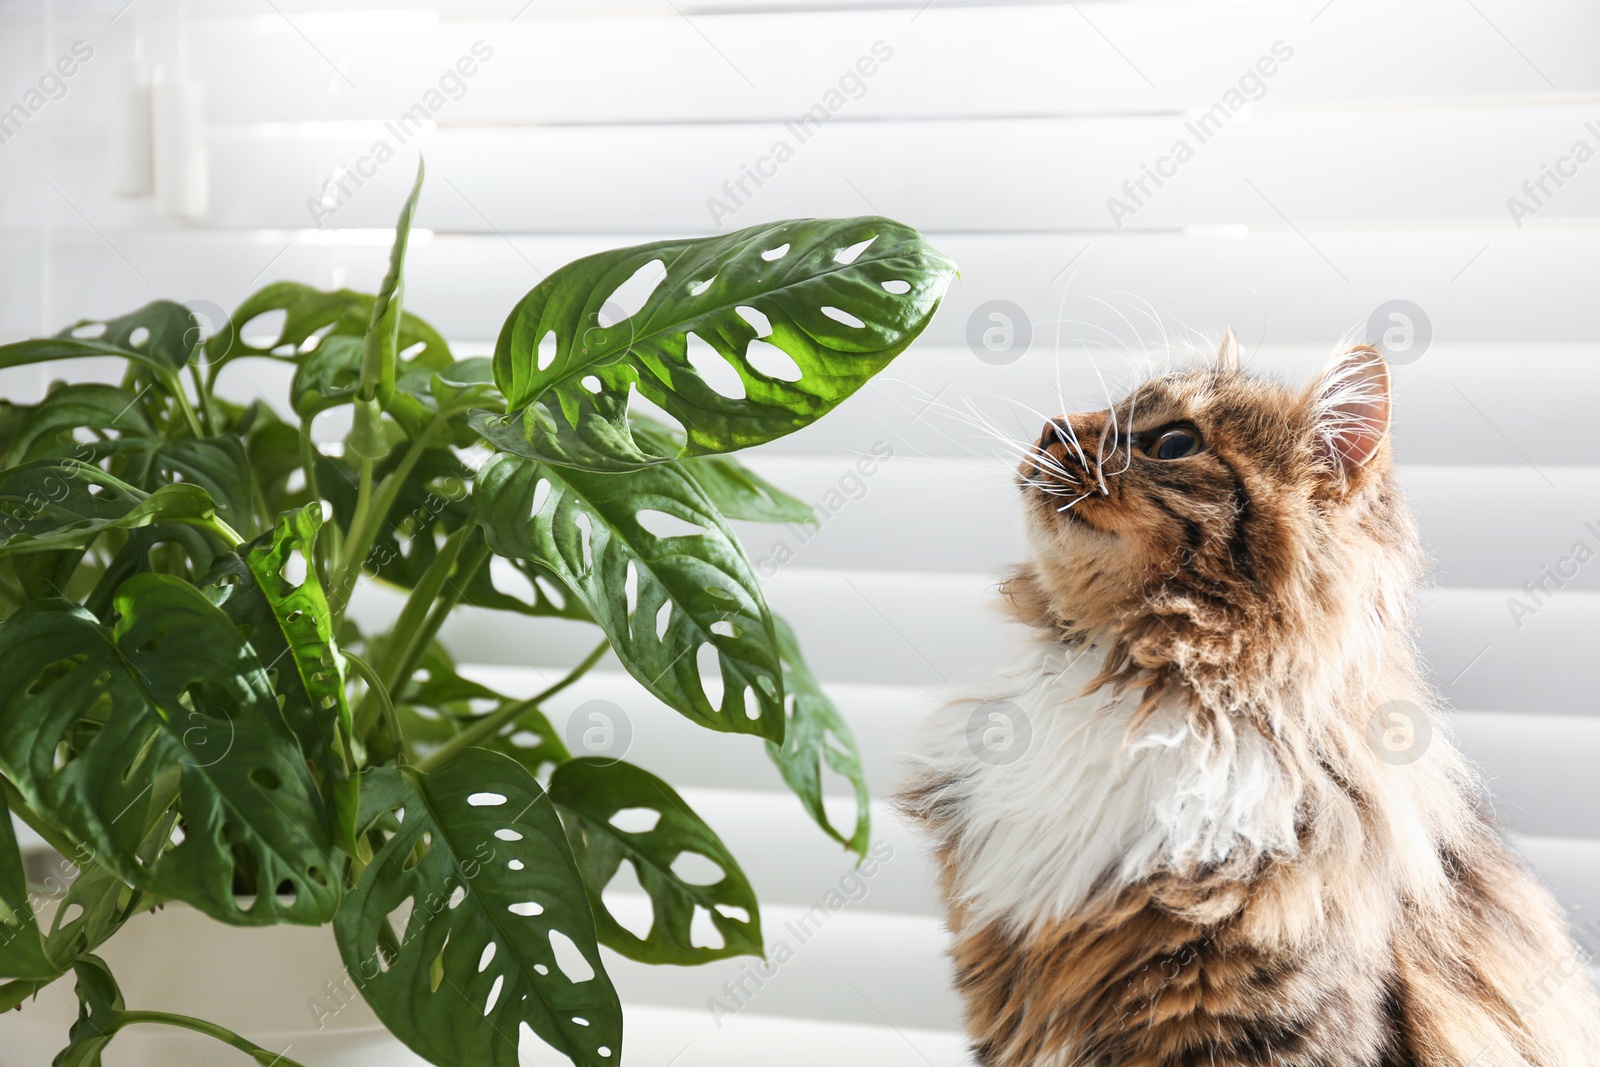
[360,158,426,409]
[0,975,53,1013]
[0,576,340,926]
[6,384,155,466]
[0,459,231,557]
[204,283,450,378]
[631,416,814,524]
[319,448,588,620]
[386,645,572,778]
[0,787,54,979]
[91,436,257,532]
[766,616,871,856]
[476,452,784,740]
[202,506,359,855]
[53,954,123,1067]
[480,215,955,471]
[550,758,762,965]
[334,748,621,1067]
[0,302,200,376]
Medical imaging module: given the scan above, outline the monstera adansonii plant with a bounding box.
[0,164,956,1067]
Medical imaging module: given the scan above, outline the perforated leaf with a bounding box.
[767,616,871,856]
[478,215,956,471]
[53,954,122,1067]
[0,577,339,926]
[5,384,155,466]
[92,435,256,532]
[334,748,621,1067]
[550,758,761,965]
[476,452,784,740]
[0,786,53,979]
[632,416,813,525]
[317,448,587,620]
[202,506,359,855]
[205,281,452,373]
[0,459,228,557]
[393,647,572,780]
[0,301,199,376]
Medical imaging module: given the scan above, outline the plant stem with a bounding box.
[330,457,376,615]
[187,362,216,435]
[114,1011,310,1067]
[417,638,610,773]
[329,416,442,620]
[162,370,206,440]
[381,532,491,699]
[344,651,406,767]
[349,519,479,738]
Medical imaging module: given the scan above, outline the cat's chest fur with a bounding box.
[909,643,1302,933]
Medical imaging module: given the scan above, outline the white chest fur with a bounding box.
[908,643,1301,934]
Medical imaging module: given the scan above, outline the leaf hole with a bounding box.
[689,276,716,296]
[61,903,84,926]
[834,235,877,264]
[279,551,308,587]
[573,1016,589,1026]
[536,330,558,372]
[468,792,507,807]
[478,943,497,973]
[606,258,667,321]
[744,686,760,721]
[880,279,911,295]
[239,309,288,346]
[602,861,652,940]
[128,326,151,348]
[483,973,505,1015]
[70,322,107,340]
[581,375,603,394]
[635,509,705,540]
[672,851,724,886]
[495,829,524,842]
[384,896,415,952]
[690,905,725,950]
[710,620,736,638]
[820,306,866,329]
[695,642,723,706]
[609,808,660,834]
[508,858,526,871]
[714,903,750,924]
[735,305,772,337]
[448,885,468,909]
[655,602,671,641]
[746,340,802,382]
[250,767,282,791]
[760,243,790,261]
[685,332,746,400]
[548,930,595,983]
[573,512,594,572]
[623,560,639,618]
[508,901,544,916]
[530,477,551,518]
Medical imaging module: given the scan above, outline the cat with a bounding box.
[898,334,1600,1066]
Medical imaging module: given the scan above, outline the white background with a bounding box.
[1,1,1598,1064]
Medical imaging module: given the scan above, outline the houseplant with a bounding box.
[0,163,956,1066]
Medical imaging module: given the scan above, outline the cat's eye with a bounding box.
[1149,427,1202,460]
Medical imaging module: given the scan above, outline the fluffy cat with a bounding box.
[899,335,1600,1066]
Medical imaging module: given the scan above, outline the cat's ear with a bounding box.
[1308,344,1391,475]
[1216,328,1240,373]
